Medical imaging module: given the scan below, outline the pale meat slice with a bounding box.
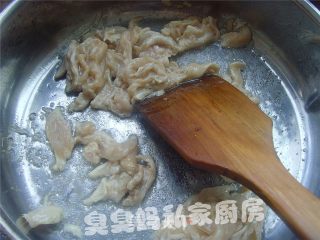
[229,61,246,88]
[120,56,174,102]
[83,172,132,205]
[89,57,132,117]
[85,155,155,206]
[133,28,178,58]
[64,38,109,111]
[17,205,64,233]
[226,61,259,104]
[90,83,133,117]
[105,49,125,78]
[75,121,138,164]
[117,30,134,61]
[180,62,220,80]
[63,224,82,238]
[59,16,222,116]
[74,120,156,206]
[221,26,252,48]
[45,108,74,171]
[74,120,96,137]
[161,17,200,40]
[117,56,219,103]
[161,16,220,52]
[126,164,144,191]
[154,185,264,240]
[81,133,137,164]
[122,155,156,207]
[125,17,177,59]
[54,62,67,80]
[119,152,140,176]
[220,18,252,48]
[95,26,127,48]
[83,141,100,165]
[88,161,121,179]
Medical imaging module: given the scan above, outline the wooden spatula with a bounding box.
[138,76,320,239]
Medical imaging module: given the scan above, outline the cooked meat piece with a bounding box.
[83,172,132,205]
[85,155,155,207]
[83,141,101,165]
[75,121,96,137]
[161,16,220,52]
[90,83,133,118]
[75,121,138,164]
[220,18,252,48]
[59,16,221,115]
[227,61,259,104]
[126,164,144,190]
[17,205,63,233]
[133,27,178,58]
[229,61,246,88]
[76,120,155,206]
[105,49,125,77]
[118,30,134,61]
[54,61,67,80]
[88,161,121,179]
[122,155,156,207]
[154,185,264,240]
[45,108,74,171]
[181,62,220,80]
[117,56,219,103]
[63,224,82,238]
[77,129,138,164]
[95,26,127,48]
[64,38,109,111]
[120,153,139,176]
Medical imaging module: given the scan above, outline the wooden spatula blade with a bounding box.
[139,76,273,173]
[138,76,320,239]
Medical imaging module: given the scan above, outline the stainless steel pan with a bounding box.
[1,1,320,239]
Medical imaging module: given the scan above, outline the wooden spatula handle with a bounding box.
[167,144,320,239]
[238,158,320,240]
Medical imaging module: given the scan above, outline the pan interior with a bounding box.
[1,2,314,240]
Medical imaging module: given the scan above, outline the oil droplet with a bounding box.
[41,106,52,114]
[46,83,53,91]
[58,106,65,112]
[29,112,37,121]
[5,137,14,150]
